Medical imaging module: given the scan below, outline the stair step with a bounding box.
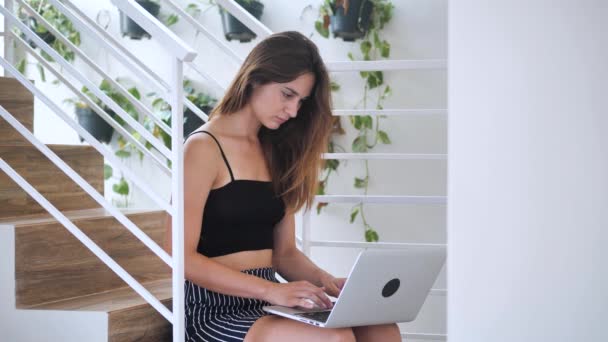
[0,144,104,219]
[0,77,34,145]
[31,278,173,342]
[12,209,171,308]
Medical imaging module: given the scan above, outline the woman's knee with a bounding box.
[327,327,356,342]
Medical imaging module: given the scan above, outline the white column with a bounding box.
[448,1,608,342]
[171,57,185,342]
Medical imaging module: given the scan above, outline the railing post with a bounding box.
[302,209,311,257]
[3,0,15,74]
[171,57,185,342]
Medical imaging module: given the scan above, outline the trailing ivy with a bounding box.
[314,0,394,242]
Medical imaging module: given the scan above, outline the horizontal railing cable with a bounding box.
[16,0,172,137]
[0,157,173,322]
[331,109,447,116]
[161,0,242,64]
[48,0,170,93]
[0,56,172,214]
[0,6,172,159]
[111,0,196,62]
[10,32,171,176]
[323,153,446,160]
[61,0,201,125]
[0,105,172,267]
[315,195,447,204]
[327,59,447,71]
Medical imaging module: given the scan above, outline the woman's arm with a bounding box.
[272,211,346,297]
[163,134,272,300]
[163,135,329,308]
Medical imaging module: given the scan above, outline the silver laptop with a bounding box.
[263,246,446,328]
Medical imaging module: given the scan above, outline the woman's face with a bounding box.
[249,72,315,130]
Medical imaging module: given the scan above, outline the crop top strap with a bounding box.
[185,130,235,182]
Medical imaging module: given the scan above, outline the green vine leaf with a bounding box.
[115,149,131,159]
[315,20,329,38]
[36,63,45,82]
[316,202,328,215]
[103,164,113,180]
[330,81,341,92]
[352,135,368,153]
[165,14,179,26]
[185,3,201,17]
[17,59,27,73]
[350,208,359,223]
[381,40,391,58]
[378,130,391,144]
[360,40,372,56]
[326,159,339,171]
[362,115,373,129]
[112,177,129,196]
[365,229,379,242]
[354,177,368,188]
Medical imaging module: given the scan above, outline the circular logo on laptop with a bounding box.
[382,278,400,297]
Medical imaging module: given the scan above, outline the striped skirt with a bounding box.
[185,267,278,342]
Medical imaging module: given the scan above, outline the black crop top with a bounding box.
[185,130,286,257]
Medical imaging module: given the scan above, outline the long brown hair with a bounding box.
[211,31,333,212]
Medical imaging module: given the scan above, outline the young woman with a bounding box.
[165,31,401,342]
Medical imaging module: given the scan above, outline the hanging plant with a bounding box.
[118,0,179,40]
[314,0,395,242]
[218,0,264,42]
[65,78,143,206]
[16,0,81,81]
[145,79,217,166]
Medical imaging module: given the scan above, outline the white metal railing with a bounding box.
[323,153,447,160]
[111,2,192,341]
[331,109,447,116]
[0,6,172,159]
[9,32,171,175]
[0,0,198,340]
[0,56,171,212]
[314,195,447,204]
[0,105,171,266]
[161,0,242,64]
[16,0,172,136]
[327,59,446,71]
[0,156,173,321]
[177,3,448,340]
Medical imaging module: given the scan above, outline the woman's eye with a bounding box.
[282,92,293,98]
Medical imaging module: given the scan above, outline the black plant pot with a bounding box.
[183,106,212,137]
[219,0,264,43]
[119,0,160,40]
[75,107,114,144]
[331,0,373,42]
[23,17,56,49]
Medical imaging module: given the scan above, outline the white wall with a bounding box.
[448,1,608,341]
[6,0,447,338]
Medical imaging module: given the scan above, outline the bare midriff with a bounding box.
[210,249,273,271]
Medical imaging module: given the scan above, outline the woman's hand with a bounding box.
[263,281,333,309]
[319,272,347,298]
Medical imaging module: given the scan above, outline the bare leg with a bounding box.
[244,315,356,342]
[353,323,402,342]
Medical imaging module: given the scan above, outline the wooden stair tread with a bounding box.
[0,207,161,226]
[29,278,172,312]
[0,144,105,218]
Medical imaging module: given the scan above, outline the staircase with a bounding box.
[0,76,172,341]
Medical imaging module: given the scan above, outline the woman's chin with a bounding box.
[263,121,282,130]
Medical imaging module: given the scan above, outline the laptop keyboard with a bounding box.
[295,310,331,323]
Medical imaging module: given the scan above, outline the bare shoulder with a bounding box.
[183,131,222,177]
